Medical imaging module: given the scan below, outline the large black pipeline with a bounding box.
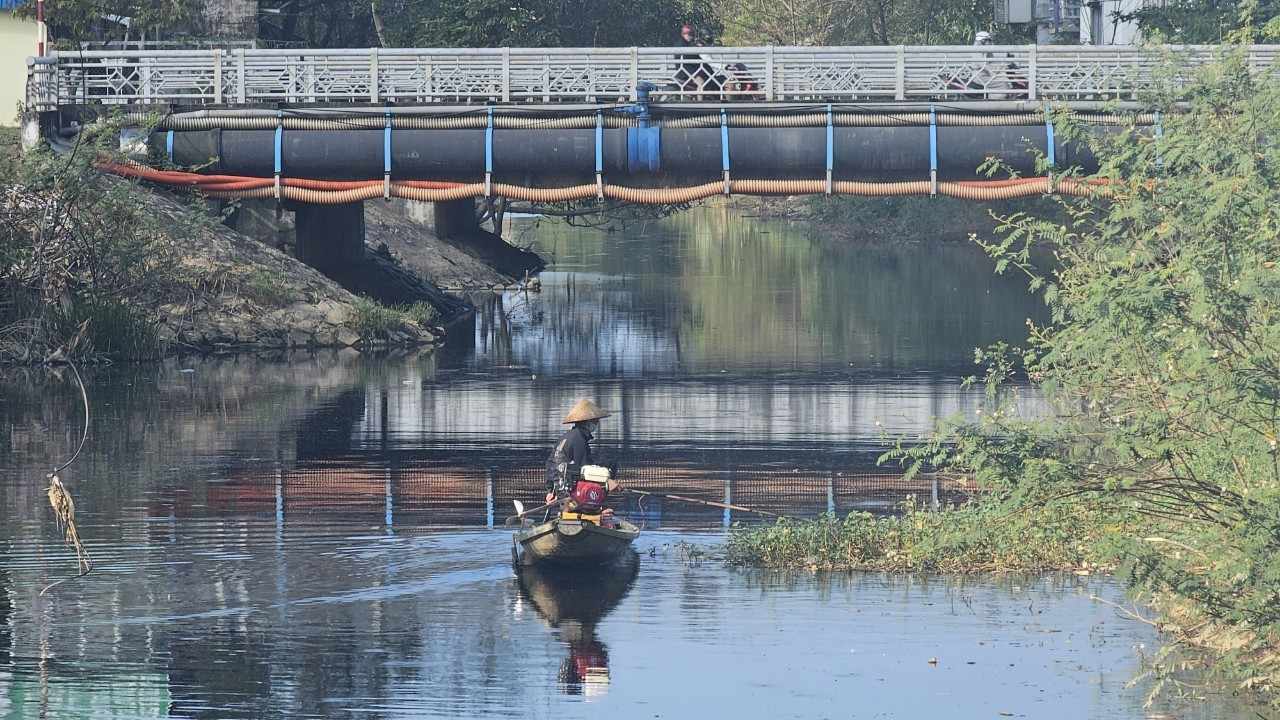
[158,125,1113,184]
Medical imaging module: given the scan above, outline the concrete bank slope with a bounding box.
[128,184,444,353]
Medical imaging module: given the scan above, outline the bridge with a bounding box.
[22,44,1276,281]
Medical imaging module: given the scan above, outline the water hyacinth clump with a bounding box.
[726,500,1115,574]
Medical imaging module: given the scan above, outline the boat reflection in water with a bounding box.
[516,551,639,697]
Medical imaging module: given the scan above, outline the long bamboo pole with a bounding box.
[622,488,783,518]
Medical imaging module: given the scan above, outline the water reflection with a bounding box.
[473,206,1049,375]
[3,203,1258,718]
[517,552,639,697]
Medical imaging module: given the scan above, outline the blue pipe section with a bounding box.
[165,129,174,163]
[624,82,661,174]
[627,127,661,174]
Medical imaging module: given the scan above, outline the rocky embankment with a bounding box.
[126,188,556,354]
[129,186,442,352]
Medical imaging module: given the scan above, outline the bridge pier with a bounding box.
[294,202,366,275]
[432,199,481,241]
[431,199,546,278]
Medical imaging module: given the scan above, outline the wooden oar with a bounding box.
[504,496,571,526]
[620,487,783,518]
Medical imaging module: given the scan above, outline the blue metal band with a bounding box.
[720,108,730,173]
[595,110,603,174]
[384,111,392,175]
[273,126,282,176]
[485,107,494,176]
[165,129,173,164]
[928,105,937,176]
[1045,115,1055,167]
[825,104,834,175]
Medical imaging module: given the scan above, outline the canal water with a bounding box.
[0,206,1259,718]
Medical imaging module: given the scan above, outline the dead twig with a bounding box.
[40,358,94,594]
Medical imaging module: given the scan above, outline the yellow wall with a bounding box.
[0,12,35,126]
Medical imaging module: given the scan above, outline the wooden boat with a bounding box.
[512,515,640,567]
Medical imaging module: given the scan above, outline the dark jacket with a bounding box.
[545,424,593,494]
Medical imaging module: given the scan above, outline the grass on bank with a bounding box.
[349,298,438,340]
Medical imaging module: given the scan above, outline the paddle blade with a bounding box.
[513,500,525,516]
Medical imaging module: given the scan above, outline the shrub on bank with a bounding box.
[0,119,195,361]
[732,47,1280,702]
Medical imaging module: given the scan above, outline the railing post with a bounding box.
[213,47,224,103]
[370,47,380,103]
[764,45,775,101]
[141,56,153,103]
[629,47,639,101]
[236,49,246,103]
[895,45,905,101]
[1027,45,1037,101]
[543,53,551,103]
[501,46,511,103]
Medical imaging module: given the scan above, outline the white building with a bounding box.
[1079,0,1148,44]
[998,0,1148,44]
[0,0,35,126]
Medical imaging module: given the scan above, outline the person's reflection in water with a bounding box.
[516,552,639,697]
[557,622,610,696]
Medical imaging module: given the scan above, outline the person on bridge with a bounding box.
[676,23,710,96]
[545,399,611,506]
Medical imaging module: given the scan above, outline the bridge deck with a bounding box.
[26,44,1280,112]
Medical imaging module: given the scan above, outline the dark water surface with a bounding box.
[0,208,1257,718]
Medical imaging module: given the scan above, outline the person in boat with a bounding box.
[544,398,615,522]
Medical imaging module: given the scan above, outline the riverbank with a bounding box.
[729,55,1280,706]
[0,129,544,362]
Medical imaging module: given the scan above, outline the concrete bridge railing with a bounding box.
[26,44,1280,112]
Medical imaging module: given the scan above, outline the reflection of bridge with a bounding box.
[192,459,973,529]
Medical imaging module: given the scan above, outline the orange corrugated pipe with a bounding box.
[96,161,1114,204]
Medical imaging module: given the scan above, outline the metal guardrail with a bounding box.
[25,44,1280,112]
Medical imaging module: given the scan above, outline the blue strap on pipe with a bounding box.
[928,104,937,196]
[485,107,494,196]
[721,108,730,194]
[165,129,174,164]
[274,111,283,199]
[383,110,392,199]
[1045,113,1056,168]
[595,109,604,197]
[825,104,834,195]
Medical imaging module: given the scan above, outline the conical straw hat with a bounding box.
[563,398,610,424]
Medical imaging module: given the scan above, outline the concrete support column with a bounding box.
[431,198,479,240]
[295,201,365,275]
